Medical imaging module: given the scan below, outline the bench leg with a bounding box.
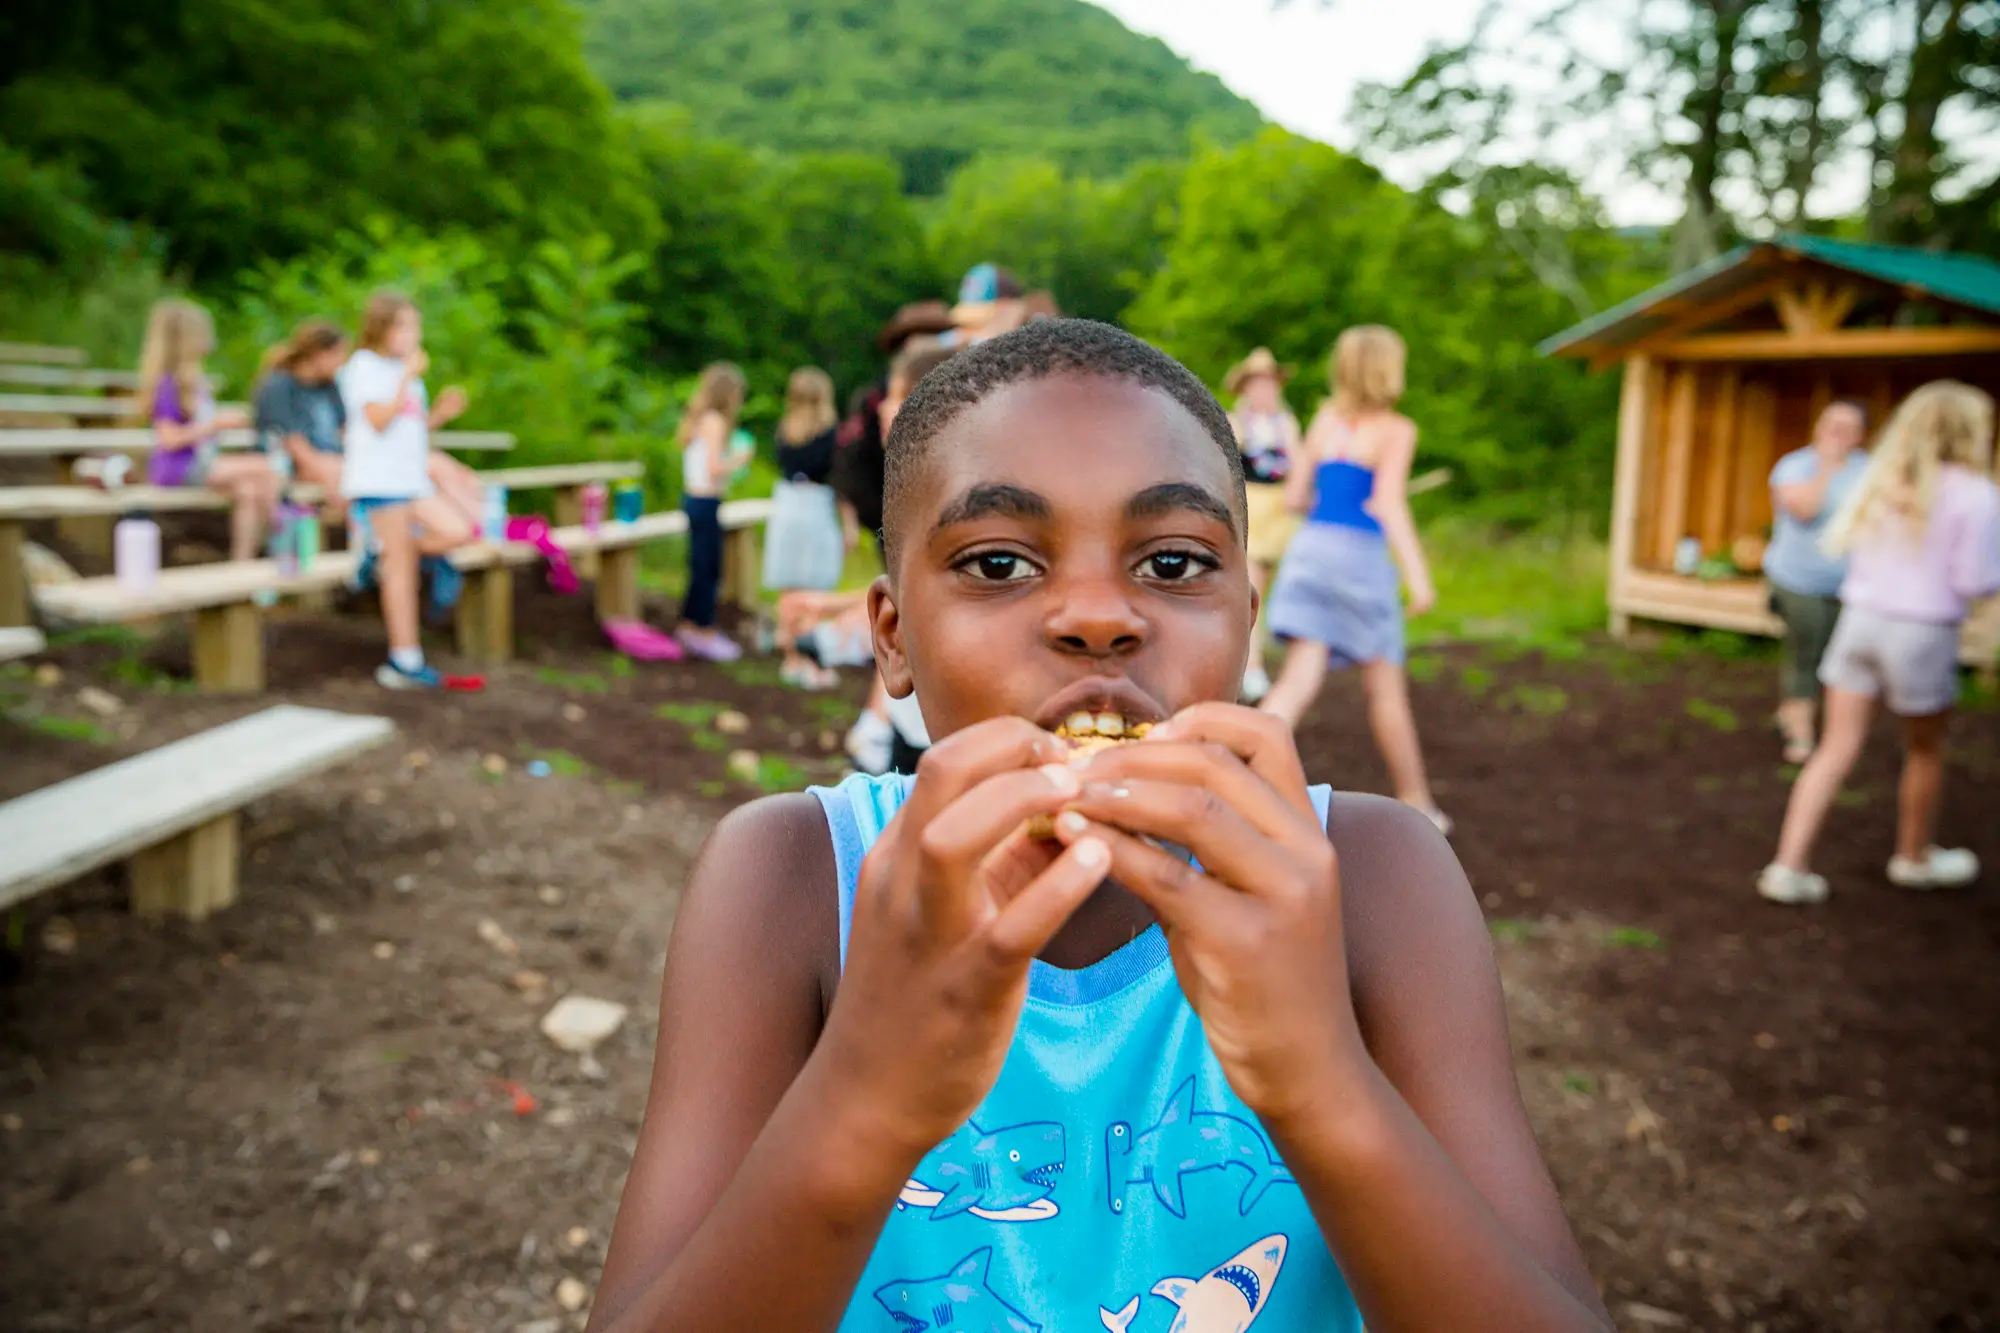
[723,526,762,614]
[456,566,514,663]
[192,603,265,692]
[595,546,640,623]
[130,813,241,922]
[0,520,26,629]
[554,488,599,577]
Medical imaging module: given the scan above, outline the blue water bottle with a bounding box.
[483,486,509,542]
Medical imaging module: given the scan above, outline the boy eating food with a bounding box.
[591,320,1610,1332]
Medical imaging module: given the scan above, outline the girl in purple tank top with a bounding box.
[138,300,283,562]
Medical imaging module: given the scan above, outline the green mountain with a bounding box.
[576,0,1265,191]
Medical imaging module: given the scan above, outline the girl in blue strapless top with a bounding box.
[1261,326,1451,834]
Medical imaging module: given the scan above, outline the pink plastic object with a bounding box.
[603,618,685,661]
[504,515,579,595]
[114,516,161,592]
[580,482,607,534]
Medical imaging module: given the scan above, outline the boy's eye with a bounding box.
[961,552,1037,582]
[1137,550,1214,582]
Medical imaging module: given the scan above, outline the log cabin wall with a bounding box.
[1630,353,2000,574]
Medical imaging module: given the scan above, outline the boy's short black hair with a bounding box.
[882,319,1245,560]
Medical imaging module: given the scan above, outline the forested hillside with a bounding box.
[576,0,1264,190]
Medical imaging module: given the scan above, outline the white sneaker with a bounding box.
[844,710,894,776]
[1241,664,1272,703]
[1886,846,1980,890]
[1757,863,1830,905]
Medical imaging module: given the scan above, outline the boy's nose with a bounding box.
[1043,577,1147,659]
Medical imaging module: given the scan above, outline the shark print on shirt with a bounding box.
[874,1247,1042,1332]
[1106,1077,1295,1219]
[1099,1234,1289,1333]
[897,1118,1066,1222]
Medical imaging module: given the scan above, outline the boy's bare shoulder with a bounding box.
[680,791,841,1003]
[1325,791,1485,993]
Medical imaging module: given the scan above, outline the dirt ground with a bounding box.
[1,581,1994,1333]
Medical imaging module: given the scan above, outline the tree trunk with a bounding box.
[1883,0,1967,245]
[1781,0,1827,227]
[1678,0,1755,266]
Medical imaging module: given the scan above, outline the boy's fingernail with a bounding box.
[1040,763,1081,796]
[1073,838,1109,870]
[1082,782,1130,800]
[1056,811,1090,837]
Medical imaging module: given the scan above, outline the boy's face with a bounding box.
[872,374,1252,739]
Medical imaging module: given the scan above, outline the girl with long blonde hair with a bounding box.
[676,362,753,660]
[138,299,283,561]
[765,366,855,685]
[1259,325,1450,833]
[1759,380,2000,903]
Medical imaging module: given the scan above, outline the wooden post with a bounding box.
[723,525,762,613]
[595,546,640,622]
[1653,366,1699,570]
[130,813,241,921]
[1607,354,1653,638]
[0,519,26,629]
[554,487,598,577]
[455,566,514,663]
[192,603,265,692]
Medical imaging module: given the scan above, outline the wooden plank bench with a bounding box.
[0,461,640,626]
[0,365,140,391]
[0,343,86,366]
[0,705,394,921]
[0,426,516,458]
[30,499,774,688]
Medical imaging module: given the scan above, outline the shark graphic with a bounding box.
[1099,1234,1289,1333]
[1106,1077,1294,1218]
[897,1118,1065,1222]
[875,1247,1042,1333]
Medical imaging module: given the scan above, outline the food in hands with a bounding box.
[1025,712,1151,840]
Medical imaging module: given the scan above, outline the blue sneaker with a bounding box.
[374,660,443,690]
[349,548,378,593]
[424,556,463,618]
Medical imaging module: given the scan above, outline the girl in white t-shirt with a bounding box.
[675,363,753,660]
[340,291,476,689]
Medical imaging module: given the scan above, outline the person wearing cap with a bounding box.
[1227,347,1303,702]
[943,263,1026,346]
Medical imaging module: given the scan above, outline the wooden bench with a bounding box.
[0,343,86,366]
[0,426,516,459]
[0,705,394,921]
[31,499,775,689]
[0,365,140,391]
[0,461,641,626]
[0,626,45,662]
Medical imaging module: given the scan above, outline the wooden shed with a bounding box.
[1541,235,2000,664]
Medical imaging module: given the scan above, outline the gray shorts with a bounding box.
[1818,606,1962,716]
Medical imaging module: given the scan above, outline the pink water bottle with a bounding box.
[581,481,607,534]
[114,514,161,592]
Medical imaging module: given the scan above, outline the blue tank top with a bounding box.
[810,772,1363,1333]
[1306,460,1382,535]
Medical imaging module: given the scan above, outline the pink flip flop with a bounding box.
[603,618,685,661]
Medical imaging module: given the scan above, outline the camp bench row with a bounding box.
[0,364,140,391]
[0,343,86,366]
[0,392,241,421]
[0,705,395,922]
[0,461,642,627]
[32,499,775,690]
[0,426,516,458]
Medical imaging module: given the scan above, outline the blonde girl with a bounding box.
[139,299,281,561]
[676,362,752,660]
[1259,325,1449,833]
[339,291,476,690]
[1759,381,2000,903]
[1225,347,1303,700]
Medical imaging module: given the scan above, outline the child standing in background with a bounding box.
[1226,347,1302,702]
[1759,381,2000,904]
[676,363,753,662]
[765,367,854,687]
[340,291,477,690]
[138,299,282,561]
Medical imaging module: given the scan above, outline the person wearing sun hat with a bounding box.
[1225,346,1303,702]
[944,263,1026,346]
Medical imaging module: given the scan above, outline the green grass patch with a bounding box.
[1603,926,1664,950]
[688,729,730,753]
[603,779,645,799]
[604,654,635,680]
[717,657,784,689]
[1405,651,1445,684]
[48,625,149,650]
[1501,683,1569,716]
[696,779,729,798]
[1684,698,1740,733]
[807,696,861,725]
[1458,665,1494,698]
[534,666,609,694]
[519,746,591,778]
[654,700,726,727]
[747,754,809,793]
[1412,517,1606,655]
[1559,1070,1599,1097]
[16,713,113,744]
[1488,918,1536,944]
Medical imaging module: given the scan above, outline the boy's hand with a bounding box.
[821,719,1109,1160]
[1055,703,1366,1128]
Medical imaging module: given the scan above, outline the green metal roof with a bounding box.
[1539,234,2000,359]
